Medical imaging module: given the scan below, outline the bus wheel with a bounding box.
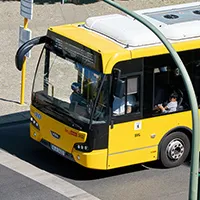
[160,132,190,168]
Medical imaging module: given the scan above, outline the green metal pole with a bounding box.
[102,0,199,199]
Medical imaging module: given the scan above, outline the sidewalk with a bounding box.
[0,0,195,127]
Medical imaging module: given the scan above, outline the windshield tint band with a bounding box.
[46,30,103,73]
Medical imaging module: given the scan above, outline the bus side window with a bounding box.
[112,76,140,116]
[127,77,140,113]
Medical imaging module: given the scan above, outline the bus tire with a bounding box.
[160,132,190,168]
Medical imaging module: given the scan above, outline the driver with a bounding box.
[70,82,81,103]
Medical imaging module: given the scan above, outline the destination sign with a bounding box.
[46,31,102,72]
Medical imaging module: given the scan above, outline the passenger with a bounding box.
[156,92,178,113]
[113,95,136,116]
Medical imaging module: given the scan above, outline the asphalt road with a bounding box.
[0,122,191,200]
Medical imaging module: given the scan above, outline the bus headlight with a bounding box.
[74,143,90,152]
[30,116,40,130]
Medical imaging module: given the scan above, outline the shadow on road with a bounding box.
[0,122,151,181]
[0,111,30,128]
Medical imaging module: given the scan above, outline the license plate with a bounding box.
[51,144,65,156]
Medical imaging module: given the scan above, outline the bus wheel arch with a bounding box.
[158,127,191,168]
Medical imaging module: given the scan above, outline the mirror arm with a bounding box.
[15,36,48,71]
[113,68,121,80]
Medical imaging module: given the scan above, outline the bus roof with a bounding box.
[85,2,200,48]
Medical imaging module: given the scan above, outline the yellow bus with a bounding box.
[16,2,200,170]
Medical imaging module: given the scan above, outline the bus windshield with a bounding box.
[32,47,108,124]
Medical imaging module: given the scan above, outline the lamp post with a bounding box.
[19,0,33,104]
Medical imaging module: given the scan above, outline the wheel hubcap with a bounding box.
[166,139,184,160]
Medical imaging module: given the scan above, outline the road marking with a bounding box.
[0,149,101,200]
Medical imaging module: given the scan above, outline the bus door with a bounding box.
[107,73,157,169]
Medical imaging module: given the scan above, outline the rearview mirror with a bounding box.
[114,79,125,98]
[113,68,125,98]
[15,36,47,71]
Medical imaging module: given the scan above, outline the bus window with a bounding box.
[153,66,184,114]
[32,48,108,123]
[143,53,192,117]
[113,76,140,116]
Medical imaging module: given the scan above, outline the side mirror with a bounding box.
[114,79,125,98]
[15,36,47,71]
